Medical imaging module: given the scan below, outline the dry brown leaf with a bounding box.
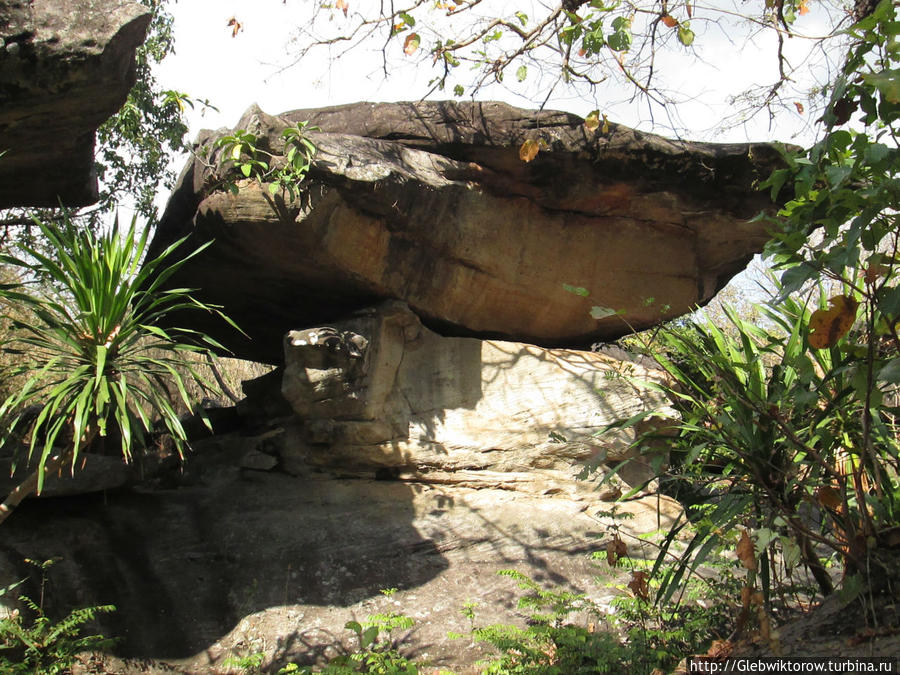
[519,138,540,163]
[816,485,843,510]
[808,295,858,350]
[706,639,733,658]
[227,17,243,38]
[661,14,678,27]
[403,32,421,55]
[737,530,757,571]
[628,570,650,600]
[606,535,628,566]
[794,101,805,114]
[865,262,889,284]
[336,0,349,16]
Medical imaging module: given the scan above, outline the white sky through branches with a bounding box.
[155,0,846,146]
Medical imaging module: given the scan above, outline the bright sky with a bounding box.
[153,0,845,147]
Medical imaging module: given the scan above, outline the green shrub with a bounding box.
[0,214,238,523]
[0,559,115,674]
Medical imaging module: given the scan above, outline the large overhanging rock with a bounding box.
[152,100,783,363]
[0,0,151,207]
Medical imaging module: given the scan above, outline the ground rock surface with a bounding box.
[151,100,784,363]
[0,0,150,207]
[2,430,683,671]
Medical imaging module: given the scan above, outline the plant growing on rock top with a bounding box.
[0,215,238,525]
[212,121,319,201]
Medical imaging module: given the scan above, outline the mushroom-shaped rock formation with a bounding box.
[152,101,782,363]
[0,0,151,208]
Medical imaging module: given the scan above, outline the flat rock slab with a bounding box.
[0,0,150,207]
[1,433,683,671]
[151,101,784,363]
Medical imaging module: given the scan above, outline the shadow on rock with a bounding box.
[2,468,447,660]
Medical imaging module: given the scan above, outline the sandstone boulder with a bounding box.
[274,301,675,492]
[0,0,151,207]
[151,100,784,363]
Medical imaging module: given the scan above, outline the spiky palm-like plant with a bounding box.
[0,216,236,524]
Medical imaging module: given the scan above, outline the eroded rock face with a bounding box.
[152,100,784,363]
[0,432,684,668]
[0,303,683,668]
[0,0,151,207]
[270,302,675,492]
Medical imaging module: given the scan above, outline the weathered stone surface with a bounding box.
[0,0,151,207]
[1,431,683,669]
[0,453,129,497]
[275,301,675,491]
[151,100,784,363]
[0,306,684,669]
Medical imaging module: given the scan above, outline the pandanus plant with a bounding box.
[0,216,237,524]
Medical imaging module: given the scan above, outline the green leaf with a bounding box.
[398,11,415,27]
[864,142,890,164]
[562,284,590,297]
[515,11,528,25]
[862,69,900,104]
[607,28,632,51]
[516,65,528,82]
[360,625,379,649]
[590,305,617,319]
[677,24,695,46]
[877,358,900,383]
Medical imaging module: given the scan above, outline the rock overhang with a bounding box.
[149,100,786,363]
[0,0,151,208]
